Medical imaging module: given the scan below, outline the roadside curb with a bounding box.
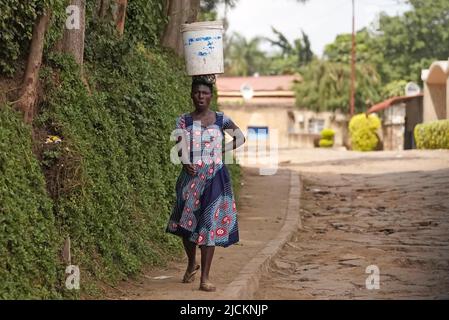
[218,171,302,299]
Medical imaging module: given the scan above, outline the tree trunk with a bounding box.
[114,0,127,36]
[96,0,111,19]
[161,0,201,56]
[62,0,86,65]
[15,11,50,124]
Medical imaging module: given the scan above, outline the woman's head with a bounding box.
[191,75,215,111]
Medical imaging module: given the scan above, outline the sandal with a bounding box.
[182,265,200,283]
[199,282,216,292]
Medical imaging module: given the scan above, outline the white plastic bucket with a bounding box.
[181,21,224,76]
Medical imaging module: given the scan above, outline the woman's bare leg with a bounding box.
[200,246,215,284]
[182,237,197,272]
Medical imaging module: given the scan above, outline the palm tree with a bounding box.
[295,61,381,113]
[224,32,267,76]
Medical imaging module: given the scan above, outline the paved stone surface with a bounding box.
[102,167,292,300]
[256,151,449,300]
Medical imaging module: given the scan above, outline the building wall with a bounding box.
[447,78,449,118]
[382,99,423,151]
[383,104,405,151]
[423,83,447,123]
[383,125,404,151]
[220,103,292,148]
[219,100,348,149]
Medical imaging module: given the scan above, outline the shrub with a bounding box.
[319,128,335,148]
[414,120,449,149]
[0,104,62,299]
[349,113,381,151]
[320,128,335,140]
[319,139,334,148]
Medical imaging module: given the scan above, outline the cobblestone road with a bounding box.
[256,151,449,299]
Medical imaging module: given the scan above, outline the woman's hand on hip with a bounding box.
[183,163,197,176]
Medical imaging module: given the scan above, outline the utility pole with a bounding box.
[350,0,356,117]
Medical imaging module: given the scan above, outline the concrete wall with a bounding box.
[219,100,348,149]
[382,99,423,151]
[423,83,447,123]
[447,79,449,118]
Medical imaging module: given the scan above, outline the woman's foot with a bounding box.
[182,264,200,283]
[199,281,216,292]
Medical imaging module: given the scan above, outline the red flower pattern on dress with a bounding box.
[210,231,215,240]
[198,234,205,244]
[222,215,231,225]
[200,174,206,180]
[187,220,193,227]
[190,182,196,189]
[214,208,220,220]
[216,228,227,237]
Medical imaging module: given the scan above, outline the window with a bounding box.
[308,119,325,134]
[247,126,269,141]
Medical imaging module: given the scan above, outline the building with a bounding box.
[217,75,349,149]
[421,58,449,123]
[367,94,423,151]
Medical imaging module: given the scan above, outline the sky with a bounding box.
[217,0,411,57]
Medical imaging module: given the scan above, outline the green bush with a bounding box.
[414,120,449,149]
[0,104,62,299]
[38,43,192,287]
[0,0,66,76]
[319,139,334,148]
[318,128,335,148]
[0,40,194,298]
[320,128,335,140]
[349,113,381,151]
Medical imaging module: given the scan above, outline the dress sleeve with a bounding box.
[222,114,237,130]
[175,114,186,130]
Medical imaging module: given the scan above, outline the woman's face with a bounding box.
[191,84,212,111]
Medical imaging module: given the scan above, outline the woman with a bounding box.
[166,75,246,292]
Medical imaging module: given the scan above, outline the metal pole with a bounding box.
[350,0,356,117]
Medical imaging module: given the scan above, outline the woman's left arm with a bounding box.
[222,118,246,153]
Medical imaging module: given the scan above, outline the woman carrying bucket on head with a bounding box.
[166,75,246,292]
[166,21,246,292]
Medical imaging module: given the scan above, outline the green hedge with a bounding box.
[0,105,62,299]
[414,120,449,149]
[39,43,193,287]
[1,41,195,298]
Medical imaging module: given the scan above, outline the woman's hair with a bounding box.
[191,75,215,94]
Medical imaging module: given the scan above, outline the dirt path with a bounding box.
[103,167,291,300]
[256,150,449,299]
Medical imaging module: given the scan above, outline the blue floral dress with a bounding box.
[166,111,239,247]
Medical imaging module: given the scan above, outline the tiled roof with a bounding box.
[367,94,423,114]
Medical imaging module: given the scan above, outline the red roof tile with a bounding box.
[367,94,423,114]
